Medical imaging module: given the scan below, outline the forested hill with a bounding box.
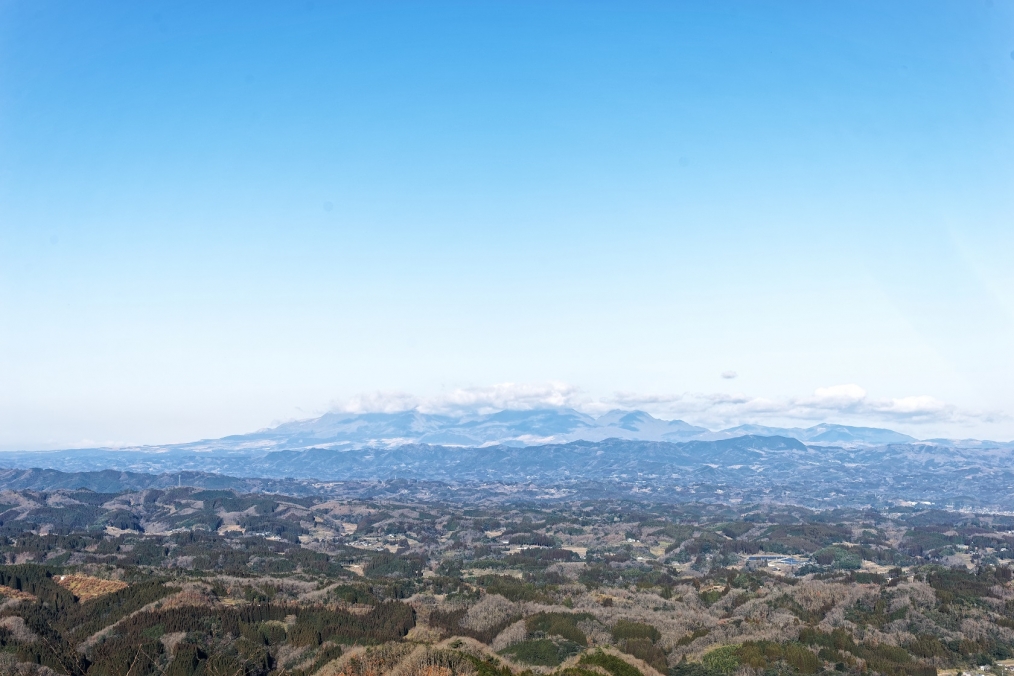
[0,485,1013,675]
[2,434,1014,509]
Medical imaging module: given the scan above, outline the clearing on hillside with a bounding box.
[55,574,128,601]
[0,584,36,601]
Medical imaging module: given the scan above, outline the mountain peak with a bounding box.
[208,409,925,451]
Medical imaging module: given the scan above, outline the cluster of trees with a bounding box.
[612,620,666,673]
[10,490,1014,676]
[286,601,415,647]
[430,604,521,644]
[0,562,416,676]
[798,629,937,676]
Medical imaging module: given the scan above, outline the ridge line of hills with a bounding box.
[10,408,1010,459]
[2,409,1011,510]
[2,433,1014,510]
[237,408,925,447]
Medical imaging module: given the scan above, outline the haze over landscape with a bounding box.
[2,4,1014,676]
[2,2,1014,451]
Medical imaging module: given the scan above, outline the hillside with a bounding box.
[1,485,1013,675]
[3,434,1014,509]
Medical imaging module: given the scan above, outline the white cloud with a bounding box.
[419,382,585,415]
[609,384,1000,429]
[721,371,738,379]
[332,382,586,416]
[810,383,867,407]
[331,381,1006,432]
[869,395,949,417]
[334,391,421,414]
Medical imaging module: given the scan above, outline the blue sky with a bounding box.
[1,1,1013,449]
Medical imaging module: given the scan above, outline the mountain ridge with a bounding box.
[3,434,1014,509]
[133,407,927,453]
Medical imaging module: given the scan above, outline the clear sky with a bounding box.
[2,1,1013,450]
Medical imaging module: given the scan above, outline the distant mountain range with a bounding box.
[2,431,1014,509]
[258,408,924,447]
[256,408,714,447]
[2,409,1011,509]
[2,408,1008,475]
[146,408,924,453]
